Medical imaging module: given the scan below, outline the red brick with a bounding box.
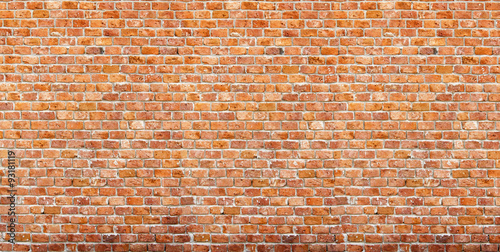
[1,2,498,251]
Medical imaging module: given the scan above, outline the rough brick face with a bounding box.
[1,0,500,251]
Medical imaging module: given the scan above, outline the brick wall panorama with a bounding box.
[1,0,500,251]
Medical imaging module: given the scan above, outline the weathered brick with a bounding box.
[0,1,498,251]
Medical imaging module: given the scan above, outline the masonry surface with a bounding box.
[1,0,500,251]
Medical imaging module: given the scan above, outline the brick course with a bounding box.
[1,0,500,251]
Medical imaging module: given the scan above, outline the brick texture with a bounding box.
[1,0,500,251]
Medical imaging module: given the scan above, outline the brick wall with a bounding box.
[1,0,500,251]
